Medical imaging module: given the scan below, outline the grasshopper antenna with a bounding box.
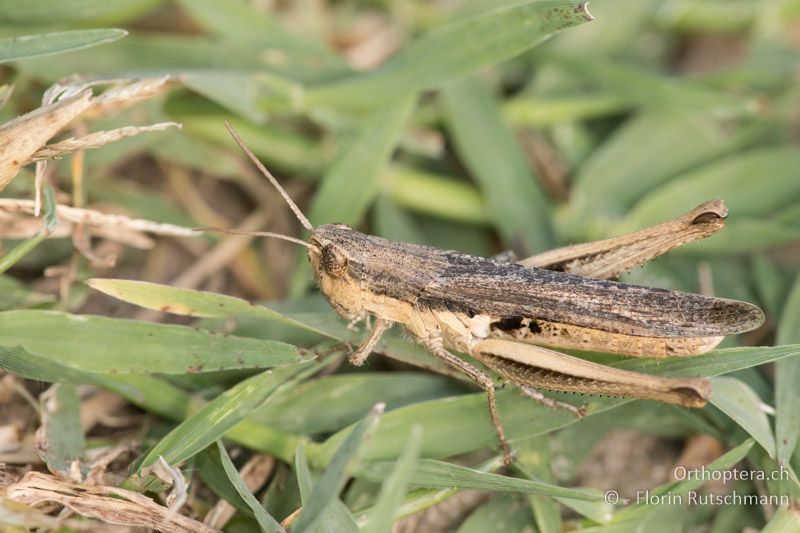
[224,121,314,232]
[195,226,318,251]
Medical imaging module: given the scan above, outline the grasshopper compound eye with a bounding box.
[321,244,348,278]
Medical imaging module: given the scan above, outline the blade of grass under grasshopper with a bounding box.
[88,278,456,376]
[293,405,383,533]
[775,274,800,468]
[362,425,423,533]
[709,377,776,458]
[87,278,324,335]
[140,362,311,469]
[315,345,800,463]
[303,1,593,109]
[442,76,555,253]
[216,441,286,533]
[253,373,464,434]
[294,442,359,533]
[0,310,308,374]
[0,29,127,63]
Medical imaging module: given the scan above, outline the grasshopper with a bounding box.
[224,124,765,464]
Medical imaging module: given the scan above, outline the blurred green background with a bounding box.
[1,1,800,531]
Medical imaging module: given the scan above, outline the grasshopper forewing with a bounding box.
[224,124,765,464]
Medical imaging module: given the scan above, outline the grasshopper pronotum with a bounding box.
[223,123,764,464]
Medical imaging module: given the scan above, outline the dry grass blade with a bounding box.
[28,122,182,162]
[0,90,92,190]
[0,199,196,239]
[5,471,214,532]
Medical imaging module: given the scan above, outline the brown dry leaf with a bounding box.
[5,471,216,533]
[0,90,92,190]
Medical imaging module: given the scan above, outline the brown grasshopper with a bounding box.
[224,124,765,464]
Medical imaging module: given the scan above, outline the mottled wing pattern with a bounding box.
[420,260,764,338]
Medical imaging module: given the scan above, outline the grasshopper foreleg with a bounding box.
[349,318,392,366]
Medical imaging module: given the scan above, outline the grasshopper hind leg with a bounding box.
[518,385,586,417]
[424,339,514,465]
[471,339,711,409]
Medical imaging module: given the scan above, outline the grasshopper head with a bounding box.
[308,223,367,320]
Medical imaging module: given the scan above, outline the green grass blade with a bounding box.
[293,404,383,533]
[623,146,800,230]
[613,439,755,521]
[362,425,423,533]
[216,441,286,533]
[39,384,86,474]
[0,310,308,374]
[0,187,58,274]
[775,274,800,467]
[710,377,776,457]
[560,113,763,239]
[140,362,310,468]
[252,373,463,434]
[294,442,359,533]
[542,52,753,117]
[762,504,800,532]
[0,29,127,63]
[308,98,415,227]
[0,276,55,310]
[174,0,344,76]
[384,166,489,225]
[458,494,534,532]
[304,1,593,108]
[503,93,629,128]
[0,233,48,275]
[0,0,161,25]
[442,76,554,252]
[316,345,799,463]
[357,458,599,501]
[0,345,304,463]
[87,278,323,335]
